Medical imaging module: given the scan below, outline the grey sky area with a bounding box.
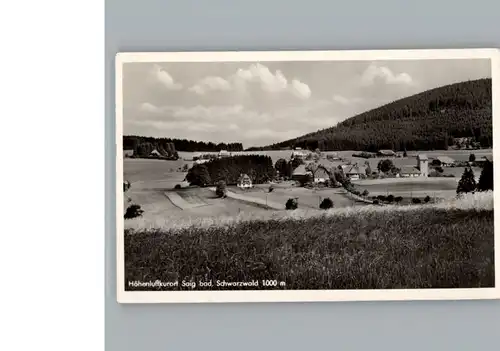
[122,58,491,148]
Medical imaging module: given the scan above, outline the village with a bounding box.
[123,144,491,223]
[180,146,490,186]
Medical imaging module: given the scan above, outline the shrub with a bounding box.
[424,195,431,203]
[286,198,298,210]
[215,180,227,198]
[469,153,476,163]
[412,198,422,204]
[124,204,144,219]
[186,164,212,187]
[319,197,334,210]
[395,196,403,203]
[435,166,444,173]
[377,195,386,201]
[386,194,395,203]
[174,184,181,189]
[362,189,369,197]
[372,199,379,205]
[377,159,395,173]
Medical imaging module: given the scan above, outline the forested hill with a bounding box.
[249,78,492,152]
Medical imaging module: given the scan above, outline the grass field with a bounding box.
[123,153,490,229]
[124,192,494,290]
[123,158,368,228]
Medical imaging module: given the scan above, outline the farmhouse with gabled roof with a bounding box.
[237,173,253,189]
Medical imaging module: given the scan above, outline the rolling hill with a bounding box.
[249,78,492,152]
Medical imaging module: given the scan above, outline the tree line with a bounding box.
[249,78,492,152]
[186,155,276,186]
[124,135,243,153]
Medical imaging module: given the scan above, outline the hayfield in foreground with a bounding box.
[124,193,494,290]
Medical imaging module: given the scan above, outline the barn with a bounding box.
[436,156,455,167]
[399,166,421,177]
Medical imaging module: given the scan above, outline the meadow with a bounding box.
[123,158,366,228]
[123,148,492,228]
[124,192,495,290]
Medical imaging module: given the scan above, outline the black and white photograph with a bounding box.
[116,49,499,303]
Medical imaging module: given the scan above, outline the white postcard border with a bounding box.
[115,48,500,303]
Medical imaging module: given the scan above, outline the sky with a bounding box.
[122,58,491,148]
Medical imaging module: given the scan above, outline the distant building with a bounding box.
[291,150,308,159]
[475,156,491,166]
[123,149,134,158]
[292,164,312,182]
[313,166,330,183]
[237,174,253,189]
[218,150,230,158]
[436,156,455,167]
[345,164,366,180]
[417,154,429,177]
[150,149,162,157]
[399,166,421,178]
[377,149,396,157]
[192,152,201,161]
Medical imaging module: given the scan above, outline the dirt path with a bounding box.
[209,187,285,210]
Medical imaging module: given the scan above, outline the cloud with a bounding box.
[130,119,219,133]
[360,63,414,86]
[233,63,288,93]
[136,102,269,124]
[291,79,312,99]
[139,102,161,113]
[151,64,182,90]
[186,63,312,99]
[188,76,231,95]
[232,63,311,99]
[332,94,364,105]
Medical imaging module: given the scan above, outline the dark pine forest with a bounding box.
[123,136,244,154]
[248,78,492,152]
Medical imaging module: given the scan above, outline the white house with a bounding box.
[345,164,366,180]
[313,166,330,183]
[237,174,253,189]
[150,149,162,157]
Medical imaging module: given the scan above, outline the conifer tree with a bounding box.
[477,160,493,191]
[456,167,476,194]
